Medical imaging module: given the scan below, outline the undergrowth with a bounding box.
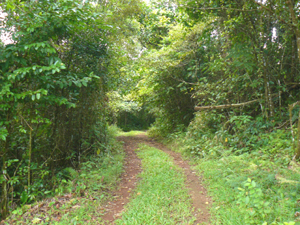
[115,144,196,225]
[2,128,125,225]
[162,112,300,225]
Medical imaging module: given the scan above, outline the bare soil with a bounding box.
[101,134,211,225]
[101,135,143,224]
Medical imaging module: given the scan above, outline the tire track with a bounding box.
[101,134,211,225]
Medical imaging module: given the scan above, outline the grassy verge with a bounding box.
[3,141,124,225]
[115,144,195,225]
[117,130,147,137]
[193,153,299,225]
[108,124,147,137]
[168,132,300,225]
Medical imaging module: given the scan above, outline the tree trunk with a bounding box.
[1,143,8,219]
[287,0,300,159]
[296,109,300,159]
[289,103,296,149]
[28,129,32,191]
[1,114,11,219]
[286,1,300,60]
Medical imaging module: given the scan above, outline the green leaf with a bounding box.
[245,196,250,204]
[20,191,29,204]
[32,218,42,224]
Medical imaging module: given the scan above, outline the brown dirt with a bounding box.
[101,134,211,225]
[101,135,143,224]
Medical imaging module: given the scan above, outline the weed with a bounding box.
[4,138,125,224]
[167,127,300,224]
[236,178,271,223]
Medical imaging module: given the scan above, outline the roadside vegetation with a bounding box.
[3,130,124,225]
[162,113,300,225]
[0,0,141,219]
[136,0,300,224]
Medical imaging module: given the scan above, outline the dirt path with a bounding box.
[101,136,143,224]
[144,137,211,224]
[101,134,211,225]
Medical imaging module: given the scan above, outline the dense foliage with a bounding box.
[0,0,140,219]
[134,1,300,223]
[135,0,300,154]
[2,0,300,223]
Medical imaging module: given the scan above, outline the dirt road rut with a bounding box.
[101,135,211,224]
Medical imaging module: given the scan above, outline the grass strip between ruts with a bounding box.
[115,144,195,225]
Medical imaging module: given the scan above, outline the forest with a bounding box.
[1,0,300,224]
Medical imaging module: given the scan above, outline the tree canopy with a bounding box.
[1,0,300,220]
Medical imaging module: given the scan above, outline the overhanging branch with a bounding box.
[250,0,291,26]
[184,6,258,12]
[194,93,279,111]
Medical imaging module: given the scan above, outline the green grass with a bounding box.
[117,130,147,137]
[55,151,125,225]
[193,154,299,225]
[115,144,195,225]
[169,135,300,225]
[108,124,147,137]
[4,142,125,225]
